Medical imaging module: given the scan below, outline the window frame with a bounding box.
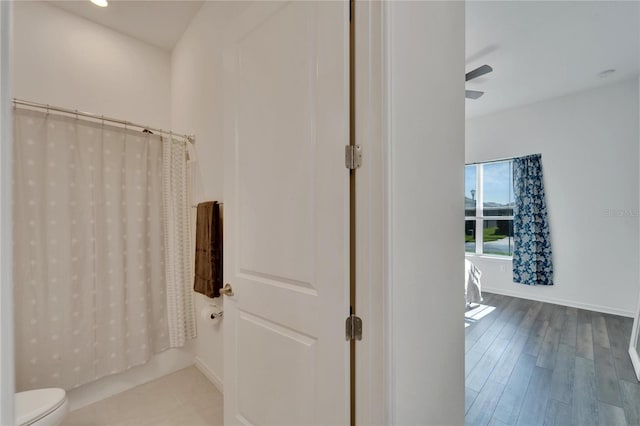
[465,160,514,259]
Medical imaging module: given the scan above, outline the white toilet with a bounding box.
[15,388,69,426]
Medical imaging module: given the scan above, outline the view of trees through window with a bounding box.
[465,160,514,256]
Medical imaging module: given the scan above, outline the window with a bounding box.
[465,160,514,257]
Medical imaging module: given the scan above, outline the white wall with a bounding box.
[388,2,465,424]
[171,2,248,391]
[466,78,640,317]
[12,1,171,130]
[12,2,194,410]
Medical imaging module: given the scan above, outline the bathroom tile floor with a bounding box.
[63,366,223,426]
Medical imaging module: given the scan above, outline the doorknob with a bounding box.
[220,283,234,296]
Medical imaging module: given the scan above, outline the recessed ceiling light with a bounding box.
[90,0,108,7]
[598,69,616,78]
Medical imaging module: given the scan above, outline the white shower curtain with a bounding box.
[162,136,196,348]
[13,108,194,391]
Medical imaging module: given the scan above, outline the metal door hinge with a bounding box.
[345,314,362,341]
[345,145,362,170]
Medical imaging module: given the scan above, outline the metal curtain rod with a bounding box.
[12,98,195,144]
[465,154,542,166]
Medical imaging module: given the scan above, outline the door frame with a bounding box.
[354,1,389,424]
[355,1,466,424]
[0,1,14,424]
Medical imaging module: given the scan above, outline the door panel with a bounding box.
[223,2,349,425]
[236,2,314,287]
[237,311,316,425]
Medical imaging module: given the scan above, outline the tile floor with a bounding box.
[63,366,223,426]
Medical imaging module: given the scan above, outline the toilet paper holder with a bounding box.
[201,304,224,322]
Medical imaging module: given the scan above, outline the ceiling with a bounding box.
[466,1,640,118]
[49,0,204,50]
[47,1,640,115]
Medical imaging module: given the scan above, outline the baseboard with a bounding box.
[482,286,635,318]
[194,356,224,394]
[629,347,640,382]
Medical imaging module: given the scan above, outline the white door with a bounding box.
[222,2,350,425]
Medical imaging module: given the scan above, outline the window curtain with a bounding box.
[13,108,194,391]
[512,154,553,286]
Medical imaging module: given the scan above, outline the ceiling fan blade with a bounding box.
[466,90,484,100]
[465,64,493,82]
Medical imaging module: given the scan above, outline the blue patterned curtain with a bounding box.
[512,154,553,285]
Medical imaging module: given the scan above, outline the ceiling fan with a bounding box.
[466,64,493,100]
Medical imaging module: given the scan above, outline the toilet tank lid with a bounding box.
[15,388,66,425]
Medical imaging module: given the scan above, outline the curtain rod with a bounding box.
[12,98,195,145]
[466,156,515,166]
[466,154,541,166]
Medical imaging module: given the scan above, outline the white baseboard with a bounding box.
[194,356,224,394]
[483,286,635,318]
[629,346,640,382]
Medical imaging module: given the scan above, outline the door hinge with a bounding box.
[345,314,362,341]
[345,145,362,170]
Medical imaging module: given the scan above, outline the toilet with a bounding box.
[15,388,68,426]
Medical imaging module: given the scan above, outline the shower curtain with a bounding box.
[163,136,196,348]
[13,108,195,391]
